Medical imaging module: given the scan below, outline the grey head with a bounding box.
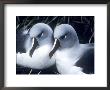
[29,23,54,46]
[49,24,79,58]
[25,23,54,57]
[54,24,79,49]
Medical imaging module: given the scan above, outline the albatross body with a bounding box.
[17,23,55,69]
[50,24,94,74]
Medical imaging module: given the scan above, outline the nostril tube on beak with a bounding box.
[49,39,60,58]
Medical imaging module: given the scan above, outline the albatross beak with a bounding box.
[49,38,60,58]
[29,38,39,57]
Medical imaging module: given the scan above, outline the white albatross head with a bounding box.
[29,23,54,46]
[49,24,79,58]
[24,23,54,57]
[54,24,79,49]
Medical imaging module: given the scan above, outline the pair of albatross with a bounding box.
[17,23,94,74]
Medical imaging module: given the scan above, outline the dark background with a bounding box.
[16,16,94,74]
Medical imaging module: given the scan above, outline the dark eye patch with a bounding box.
[60,34,67,40]
[38,32,43,38]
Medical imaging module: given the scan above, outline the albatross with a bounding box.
[49,24,94,74]
[17,23,55,69]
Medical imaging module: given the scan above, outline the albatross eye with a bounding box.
[38,32,43,38]
[60,34,67,40]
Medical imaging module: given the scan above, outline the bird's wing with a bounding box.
[75,47,94,74]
